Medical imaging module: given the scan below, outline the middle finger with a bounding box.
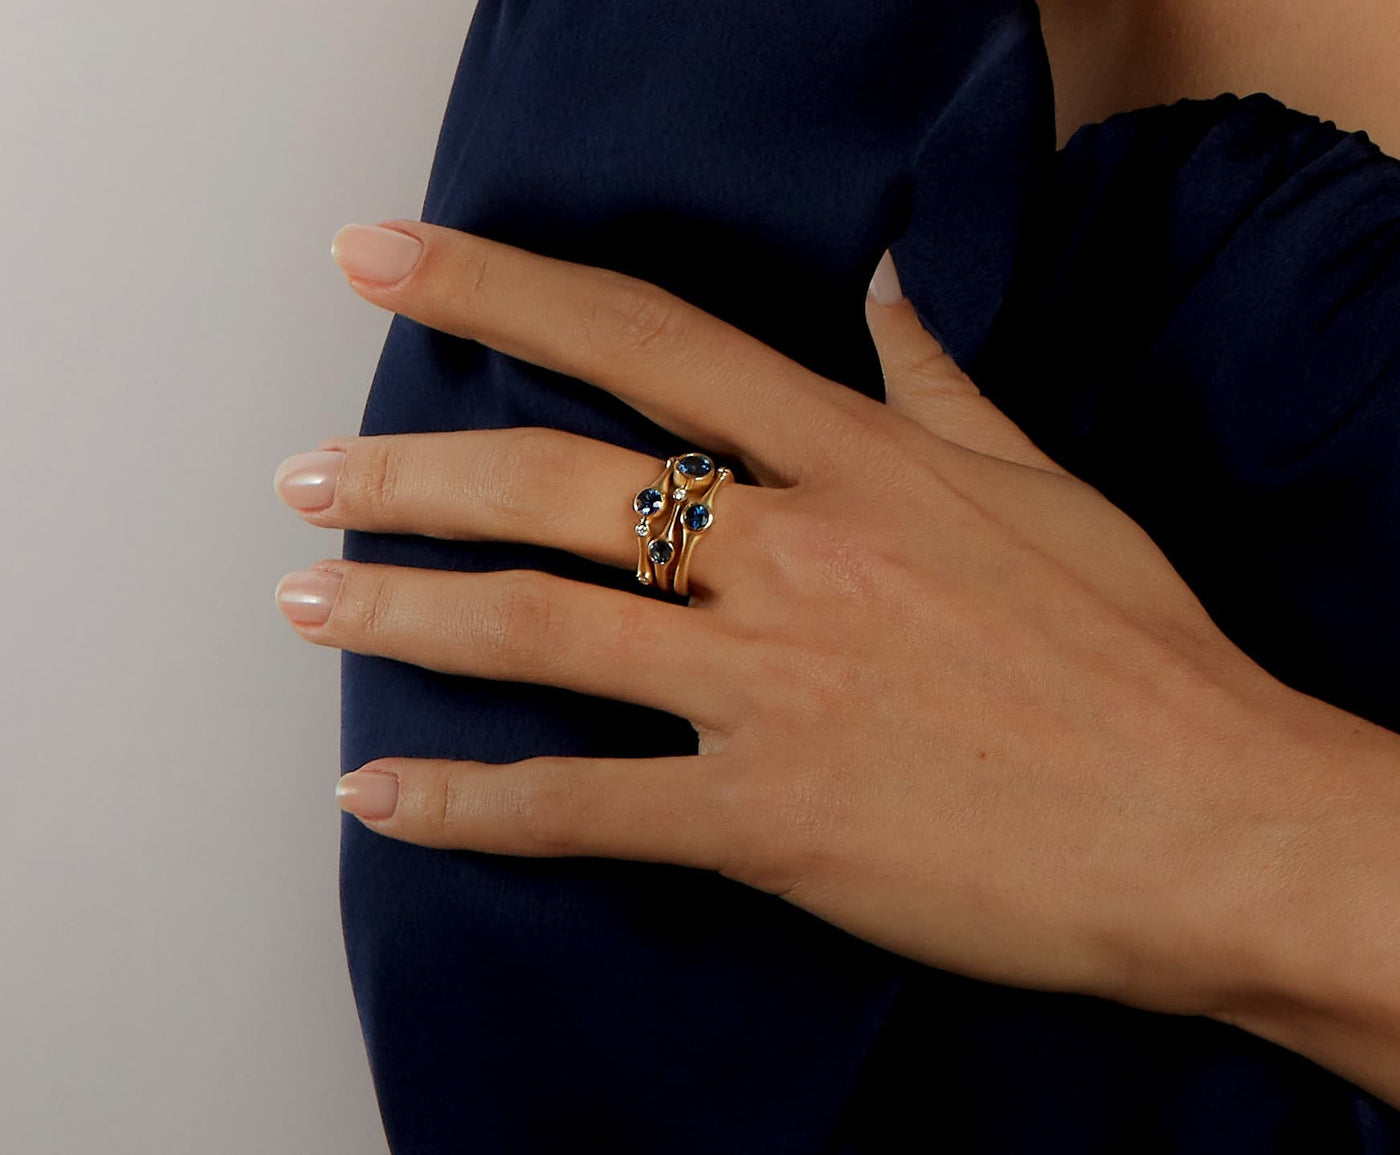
[331,221,877,487]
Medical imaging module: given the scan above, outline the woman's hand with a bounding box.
[275,221,1400,1099]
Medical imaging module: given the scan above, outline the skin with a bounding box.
[1034,0,1400,1096]
[275,220,1400,1108]
[1039,0,1400,155]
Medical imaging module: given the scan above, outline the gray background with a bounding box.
[0,2,479,1150]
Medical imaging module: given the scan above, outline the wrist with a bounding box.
[1202,679,1400,1104]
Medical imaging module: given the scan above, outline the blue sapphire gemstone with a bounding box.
[648,538,675,565]
[633,487,664,516]
[675,454,713,478]
[683,503,712,531]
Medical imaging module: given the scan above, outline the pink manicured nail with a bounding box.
[331,224,423,285]
[336,770,399,820]
[274,450,345,511]
[867,249,903,305]
[275,568,343,625]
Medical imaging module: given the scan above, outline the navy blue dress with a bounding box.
[338,1,1400,1149]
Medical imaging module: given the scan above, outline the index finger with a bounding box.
[330,220,879,487]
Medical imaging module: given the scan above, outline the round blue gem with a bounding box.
[647,538,674,565]
[683,503,712,531]
[633,487,664,516]
[675,454,713,479]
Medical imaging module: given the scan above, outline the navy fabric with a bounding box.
[338,1,1400,1150]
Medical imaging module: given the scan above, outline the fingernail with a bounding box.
[867,249,903,305]
[274,450,345,512]
[331,223,423,285]
[275,568,343,626]
[336,769,399,820]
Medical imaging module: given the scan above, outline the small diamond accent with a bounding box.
[634,520,649,537]
[672,486,687,500]
[638,572,651,584]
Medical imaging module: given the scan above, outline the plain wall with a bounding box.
[0,3,478,1150]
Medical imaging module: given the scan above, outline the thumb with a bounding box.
[865,250,1070,475]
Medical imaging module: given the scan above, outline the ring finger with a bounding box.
[275,427,764,594]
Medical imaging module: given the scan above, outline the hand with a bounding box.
[273,220,1391,1038]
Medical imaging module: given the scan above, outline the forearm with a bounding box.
[1207,685,1400,1108]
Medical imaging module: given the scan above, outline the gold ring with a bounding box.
[631,452,731,597]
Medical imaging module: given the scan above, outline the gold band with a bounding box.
[632,452,732,598]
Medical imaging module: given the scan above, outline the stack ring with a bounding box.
[632,452,732,597]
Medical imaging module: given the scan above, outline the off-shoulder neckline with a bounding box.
[1062,91,1400,170]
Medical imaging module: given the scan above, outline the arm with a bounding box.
[1207,685,1400,1107]
[1039,0,1400,156]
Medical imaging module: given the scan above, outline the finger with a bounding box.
[865,251,1071,476]
[275,560,738,728]
[330,220,886,487]
[334,753,738,870]
[275,427,762,589]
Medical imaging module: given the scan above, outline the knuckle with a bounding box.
[585,281,683,360]
[478,571,557,665]
[608,597,668,662]
[479,428,578,533]
[901,347,979,395]
[352,438,402,521]
[513,764,584,854]
[752,501,887,601]
[744,495,808,576]
[749,638,863,727]
[439,244,492,319]
[796,648,864,719]
[342,567,397,639]
[720,482,777,544]
[394,762,471,849]
[433,766,468,837]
